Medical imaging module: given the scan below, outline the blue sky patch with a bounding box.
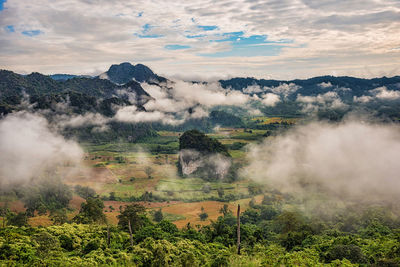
[165,44,190,50]
[22,30,43,37]
[186,34,207,39]
[197,25,218,31]
[5,25,14,33]
[0,0,6,11]
[200,32,292,57]
[135,23,164,38]
[137,11,143,17]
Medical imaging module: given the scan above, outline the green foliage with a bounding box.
[33,231,60,257]
[219,204,232,217]
[6,211,28,227]
[209,110,243,127]
[73,197,106,224]
[199,207,209,221]
[22,178,72,216]
[117,203,147,232]
[179,129,229,156]
[153,209,164,223]
[50,209,68,225]
[217,187,225,198]
[74,185,96,200]
[325,244,367,264]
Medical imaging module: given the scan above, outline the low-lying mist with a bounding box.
[0,112,83,187]
[243,119,400,204]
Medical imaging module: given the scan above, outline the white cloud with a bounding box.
[318,82,332,88]
[114,106,183,125]
[0,0,399,79]
[297,91,347,112]
[243,120,400,202]
[261,93,280,106]
[56,113,111,129]
[0,112,83,186]
[113,80,250,124]
[371,86,400,100]
[243,84,264,94]
[353,86,400,103]
[266,83,301,97]
[353,95,373,103]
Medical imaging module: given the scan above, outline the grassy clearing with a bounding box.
[163,201,243,228]
[57,119,293,227]
[229,150,246,159]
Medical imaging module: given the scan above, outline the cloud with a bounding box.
[0,0,399,79]
[0,112,83,186]
[179,149,231,179]
[371,86,400,100]
[318,82,332,88]
[243,84,264,94]
[266,83,301,97]
[242,83,300,100]
[297,91,347,112]
[55,112,111,129]
[261,93,280,106]
[114,106,183,125]
[113,80,251,124]
[353,86,400,103]
[353,95,373,103]
[243,120,400,203]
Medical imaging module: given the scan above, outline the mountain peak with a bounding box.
[104,62,165,84]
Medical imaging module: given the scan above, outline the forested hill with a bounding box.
[1,63,400,127]
[0,69,152,115]
[0,70,150,99]
[220,75,400,98]
[100,62,168,84]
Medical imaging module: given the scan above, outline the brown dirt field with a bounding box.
[103,201,184,225]
[103,200,181,211]
[105,211,119,225]
[163,201,237,228]
[69,195,85,211]
[63,165,118,194]
[29,215,52,227]
[0,200,26,212]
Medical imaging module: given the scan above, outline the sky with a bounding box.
[0,0,399,80]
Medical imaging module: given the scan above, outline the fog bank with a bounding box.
[243,120,400,203]
[0,112,84,186]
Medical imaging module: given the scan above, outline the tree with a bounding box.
[219,204,231,217]
[0,203,8,227]
[33,232,60,257]
[109,191,116,201]
[117,203,147,233]
[202,184,211,194]
[6,211,28,227]
[23,179,72,216]
[199,207,208,221]
[248,184,262,196]
[217,187,225,198]
[154,208,164,222]
[73,197,106,224]
[50,209,68,225]
[145,166,154,179]
[262,194,274,205]
[179,130,229,156]
[249,198,256,208]
[74,185,96,200]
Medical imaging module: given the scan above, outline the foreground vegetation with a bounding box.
[1,198,400,266]
[2,125,400,266]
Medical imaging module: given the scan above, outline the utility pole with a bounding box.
[237,204,241,255]
[128,220,133,247]
[107,224,111,247]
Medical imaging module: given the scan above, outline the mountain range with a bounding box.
[1,62,400,122]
